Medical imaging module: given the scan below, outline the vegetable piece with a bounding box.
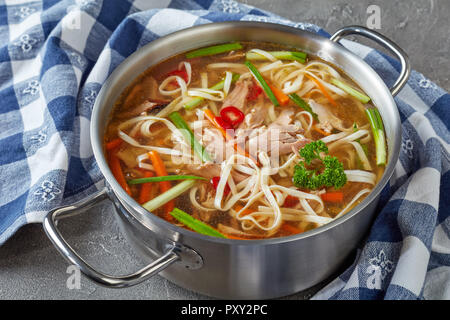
[293,141,347,190]
[138,170,154,204]
[233,204,255,216]
[299,140,328,164]
[142,180,197,212]
[244,61,279,106]
[313,125,330,137]
[167,68,188,87]
[203,108,257,164]
[247,81,263,101]
[211,176,230,196]
[321,192,344,203]
[220,106,245,127]
[106,138,123,150]
[288,93,319,122]
[186,43,243,59]
[215,115,233,131]
[109,151,132,196]
[184,73,240,110]
[267,83,290,106]
[170,208,227,238]
[147,150,175,220]
[246,51,307,63]
[366,108,386,166]
[305,74,338,107]
[283,195,299,208]
[128,175,207,185]
[281,223,303,235]
[331,78,371,103]
[168,111,213,163]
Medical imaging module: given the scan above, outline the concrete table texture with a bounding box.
[0,0,448,300]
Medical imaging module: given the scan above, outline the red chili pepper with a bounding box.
[220,106,245,127]
[211,176,230,196]
[214,116,234,131]
[283,195,299,208]
[167,69,188,87]
[247,81,263,101]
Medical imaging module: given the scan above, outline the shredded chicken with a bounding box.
[222,79,251,110]
[247,109,310,156]
[117,101,158,119]
[309,100,350,132]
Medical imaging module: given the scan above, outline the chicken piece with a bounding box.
[248,109,309,156]
[241,96,267,129]
[309,100,348,132]
[116,101,158,119]
[222,79,251,110]
[185,163,221,180]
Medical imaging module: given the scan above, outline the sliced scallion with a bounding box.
[244,60,279,106]
[168,111,213,163]
[170,208,226,238]
[288,93,319,122]
[142,180,197,212]
[331,78,371,103]
[184,73,240,110]
[365,108,386,166]
[186,43,243,59]
[128,175,207,185]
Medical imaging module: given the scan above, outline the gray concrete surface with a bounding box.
[0,0,448,300]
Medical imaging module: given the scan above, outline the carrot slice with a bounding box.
[267,83,289,106]
[138,170,154,204]
[281,222,303,235]
[320,192,344,203]
[313,125,331,136]
[108,151,131,196]
[305,74,338,107]
[147,150,174,221]
[105,138,123,150]
[233,204,255,216]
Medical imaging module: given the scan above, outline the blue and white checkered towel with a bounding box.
[0,0,448,300]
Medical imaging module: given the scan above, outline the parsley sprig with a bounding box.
[293,141,347,190]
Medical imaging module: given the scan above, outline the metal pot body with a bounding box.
[43,22,408,299]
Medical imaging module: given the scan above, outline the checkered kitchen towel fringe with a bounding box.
[0,0,448,300]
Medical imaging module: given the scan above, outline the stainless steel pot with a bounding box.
[43,23,409,299]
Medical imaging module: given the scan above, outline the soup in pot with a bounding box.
[104,41,387,240]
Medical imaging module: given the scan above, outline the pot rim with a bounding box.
[91,21,402,246]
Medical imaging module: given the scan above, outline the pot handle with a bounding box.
[42,188,180,288]
[330,26,410,97]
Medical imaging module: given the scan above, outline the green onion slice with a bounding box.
[142,180,196,212]
[128,175,207,185]
[288,93,319,122]
[331,78,371,104]
[244,60,279,106]
[365,108,386,166]
[170,208,226,238]
[168,111,213,163]
[246,50,307,63]
[186,43,243,59]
